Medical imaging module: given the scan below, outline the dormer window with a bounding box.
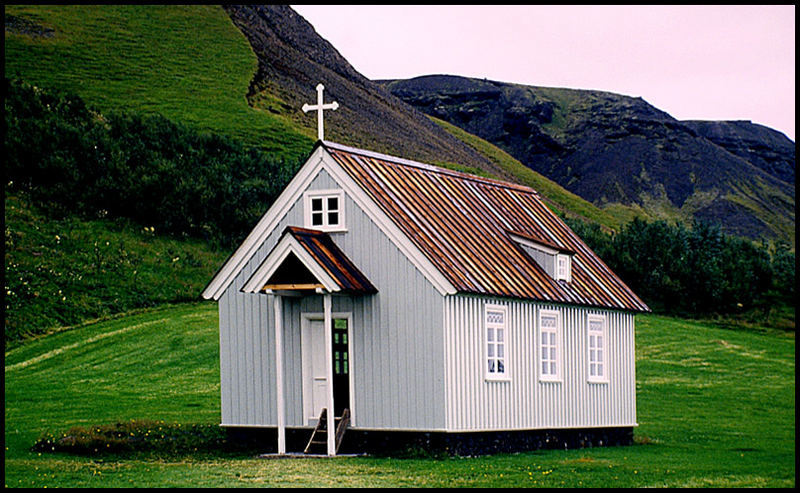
[556,254,572,282]
[304,189,345,232]
[507,230,574,283]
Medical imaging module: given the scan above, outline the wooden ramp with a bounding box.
[304,408,350,455]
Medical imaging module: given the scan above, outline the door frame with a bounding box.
[300,311,354,426]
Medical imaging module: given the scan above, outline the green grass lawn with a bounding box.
[3,304,795,487]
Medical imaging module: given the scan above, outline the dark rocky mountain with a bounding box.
[221,5,510,180]
[380,75,795,244]
[682,120,795,184]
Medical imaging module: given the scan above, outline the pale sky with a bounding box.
[292,5,795,141]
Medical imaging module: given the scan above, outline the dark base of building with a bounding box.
[224,426,634,457]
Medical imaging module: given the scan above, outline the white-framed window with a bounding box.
[539,309,561,381]
[587,314,608,383]
[556,254,572,282]
[485,304,509,380]
[303,189,345,232]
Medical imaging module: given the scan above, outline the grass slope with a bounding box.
[4,305,794,487]
[4,194,227,347]
[4,5,313,159]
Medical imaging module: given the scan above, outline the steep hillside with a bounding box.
[5,5,622,229]
[4,5,312,159]
[221,5,504,176]
[382,75,795,245]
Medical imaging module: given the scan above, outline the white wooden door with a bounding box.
[304,319,328,422]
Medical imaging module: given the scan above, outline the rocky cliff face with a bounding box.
[382,75,795,244]
[222,6,506,178]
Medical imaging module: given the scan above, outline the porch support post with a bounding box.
[273,294,286,455]
[323,292,335,456]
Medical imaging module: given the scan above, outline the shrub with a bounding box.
[566,217,794,321]
[31,420,256,457]
[4,78,306,248]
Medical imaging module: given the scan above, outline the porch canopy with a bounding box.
[240,226,374,456]
[241,226,376,296]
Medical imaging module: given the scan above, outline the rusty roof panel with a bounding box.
[287,226,377,294]
[324,142,649,312]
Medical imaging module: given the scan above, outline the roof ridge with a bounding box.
[321,140,540,195]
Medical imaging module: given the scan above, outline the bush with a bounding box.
[566,217,795,321]
[32,420,255,457]
[4,78,306,248]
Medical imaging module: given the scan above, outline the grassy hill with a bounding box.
[4,304,795,487]
[6,5,626,231]
[4,4,313,159]
[4,194,227,347]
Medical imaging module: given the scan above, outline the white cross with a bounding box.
[302,83,339,141]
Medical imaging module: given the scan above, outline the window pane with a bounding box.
[541,346,547,360]
[487,328,494,342]
[488,360,496,373]
[550,332,556,345]
[589,335,595,348]
[328,212,339,225]
[597,366,603,377]
[542,361,548,374]
[311,212,323,226]
[597,351,603,363]
[550,362,556,374]
[327,197,338,211]
[488,344,495,357]
[590,365,595,376]
[496,328,504,342]
[311,198,323,211]
[589,350,595,362]
[497,360,504,373]
[497,345,504,358]
[550,347,556,360]
[597,336,603,348]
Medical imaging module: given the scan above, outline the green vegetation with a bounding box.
[4,304,795,487]
[430,115,625,231]
[568,217,795,325]
[5,79,304,249]
[4,194,227,347]
[4,5,313,156]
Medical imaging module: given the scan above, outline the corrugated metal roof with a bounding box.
[286,226,377,294]
[323,141,649,312]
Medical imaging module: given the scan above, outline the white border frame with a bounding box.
[300,311,355,427]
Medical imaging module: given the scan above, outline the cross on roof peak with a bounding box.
[302,83,339,141]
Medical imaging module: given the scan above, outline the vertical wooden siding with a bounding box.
[444,294,636,431]
[219,168,446,430]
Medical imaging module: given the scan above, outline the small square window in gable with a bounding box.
[303,189,346,232]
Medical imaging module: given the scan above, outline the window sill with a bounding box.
[306,226,348,233]
[588,379,609,385]
[538,378,562,384]
[485,375,511,383]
